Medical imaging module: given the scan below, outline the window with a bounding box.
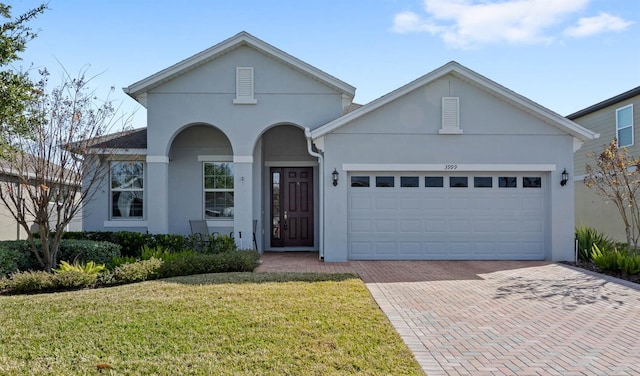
[111,161,144,218]
[351,176,370,187]
[474,177,492,188]
[204,162,234,219]
[617,104,634,147]
[499,177,517,188]
[450,176,468,188]
[523,177,542,188]
[425,176,444,187]
[376,176,394,187]
[401,176,419,187]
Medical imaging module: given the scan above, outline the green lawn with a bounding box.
[0,273,423,375]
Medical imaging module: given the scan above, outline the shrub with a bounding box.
[107,255,139,270]
[159,250,260,278]
[619,254,640,276]
[53,270,97,289]
[9,270,56,293]
[141,245,195,262]
[591,244,640,275]
[0,244,28,276]
[575,227,615,262]
[114,257,163,283]
[58,240,121,265]
[54,260,106,275]
[96,270,116,286]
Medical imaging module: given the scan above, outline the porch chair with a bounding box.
[189,220,214,246]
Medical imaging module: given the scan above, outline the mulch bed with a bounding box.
[561,260,640,285]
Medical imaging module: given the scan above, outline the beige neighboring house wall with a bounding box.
[569,86,640,241]
[0,170,83,241]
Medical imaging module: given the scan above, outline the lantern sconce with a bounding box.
[560,169,569,186]
[332,169,339,186]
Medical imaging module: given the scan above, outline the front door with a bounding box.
[270,167,314,247]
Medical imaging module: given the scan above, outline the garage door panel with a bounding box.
[349,219,371,232]
[400,219,421,232]
[399,241,421,255]
[348,172,546,260]
[375,241,396,255]
[350,242,372,256]
[375,219,396,232]
[425,220,447,233]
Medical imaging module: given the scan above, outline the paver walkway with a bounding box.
[256,252,640,375]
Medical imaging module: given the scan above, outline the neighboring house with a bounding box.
[569,86,640,241]
[0,161,82,240]
[82,32,596,261]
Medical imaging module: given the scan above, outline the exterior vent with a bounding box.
[439,97,462,134]
[233,67,257,104]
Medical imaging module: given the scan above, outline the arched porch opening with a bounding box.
[167,123,233,235]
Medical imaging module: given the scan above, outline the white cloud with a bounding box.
[391,0,632,48]
[564,12,634,37]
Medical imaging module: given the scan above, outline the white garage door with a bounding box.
[348,172,546,260]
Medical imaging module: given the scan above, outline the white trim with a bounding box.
[233,67,258,105]
[93,148,147,155]
[616,104,634,147]
[573,174,586,182]
[233,155,253,163]
[310,61,598,142]
[146,155,169,163]
[264,161,318,167]
[342,163,557,172]
[124,32,355,106]
[104,220,147,228]
[198,155,233,162]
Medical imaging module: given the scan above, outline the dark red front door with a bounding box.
[270,167,314,247]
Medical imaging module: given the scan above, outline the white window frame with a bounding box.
[203,161,234,220]
[616,104,634,147]
[110,161,144,219]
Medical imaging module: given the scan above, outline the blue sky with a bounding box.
[9,0,639,129]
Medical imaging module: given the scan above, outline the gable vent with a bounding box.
[233,67,257,104]
[439,97,462,134]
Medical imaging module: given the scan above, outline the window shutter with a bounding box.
[233,67,257,104]
[439,97,462,134]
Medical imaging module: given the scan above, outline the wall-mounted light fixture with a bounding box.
[560,168,569,186]
[332,169,339,186]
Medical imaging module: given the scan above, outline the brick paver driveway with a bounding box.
[257,253,640,375]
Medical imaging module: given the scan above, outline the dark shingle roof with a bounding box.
[567,86,640,120]
[86,128,147,149]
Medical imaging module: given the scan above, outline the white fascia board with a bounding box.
[448,66,599,142]
[94,148,147,155]
[342,164,557,172]
[311,64,456,139]
[312,61,599,142]
[124,32,355,106]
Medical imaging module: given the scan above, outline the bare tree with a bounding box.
[584,139,640,252]
[0,68,129,272]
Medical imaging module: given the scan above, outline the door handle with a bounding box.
[283,211,288,230]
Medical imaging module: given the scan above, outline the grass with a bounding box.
[0,272,423,375]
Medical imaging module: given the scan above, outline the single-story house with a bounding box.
[569,86,640,241]
[82,31,597,261]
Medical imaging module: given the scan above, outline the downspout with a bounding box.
[305,128,324,261]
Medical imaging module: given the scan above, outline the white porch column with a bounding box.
[146,155,169,234]
[233,155,253,249]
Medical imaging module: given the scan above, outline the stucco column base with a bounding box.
[146,156,169,234]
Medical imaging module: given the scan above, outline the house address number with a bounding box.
[444,164,458,170]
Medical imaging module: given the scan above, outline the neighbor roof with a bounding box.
[124,31,356,107]
[68,128,147,152]
[566,85,640,120]
[311,61,598,142]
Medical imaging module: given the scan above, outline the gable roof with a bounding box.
[311,61,598,142]
[124,31,356,107]
[566,85,640,120]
